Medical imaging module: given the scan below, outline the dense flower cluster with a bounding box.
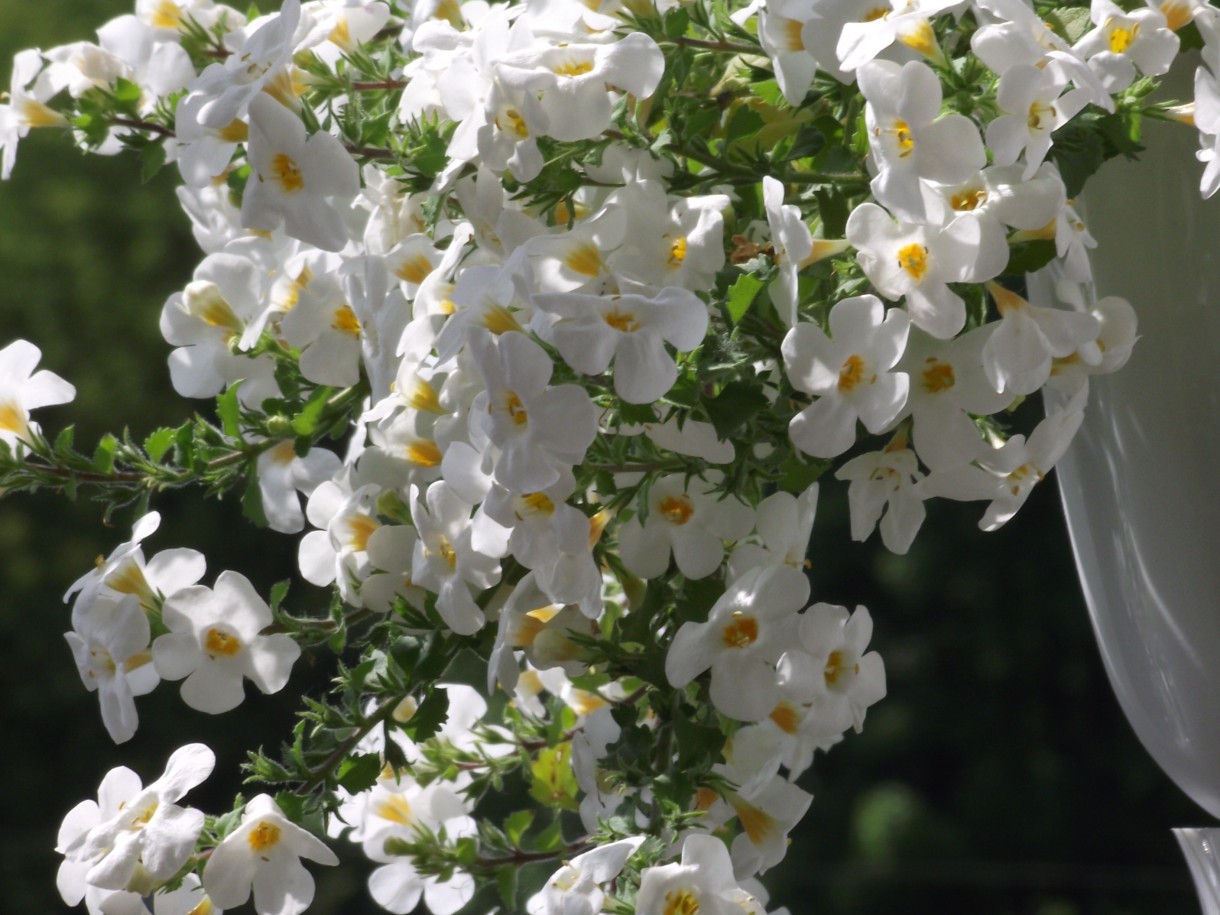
[0,0,1205,912]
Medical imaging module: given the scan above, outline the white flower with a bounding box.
[65,595,158,744]
[636,834,756,915]
[0,49,69,180]
[467,329,597,494]
[782,294,911,459]
[75,744,215,894]
[254,442,343,534]
[153,570,301,713]
[526,836,644,915]
[0,338,75,446]
[727,484,819,582]
[836,443,928,554]
[666,565,809,722]
[982,282,1101,396]
[241,94,359,252]
[986,64,1092,178]
[795,602,887,732]
[1073,0,1178,93]
[618,474,753,580]
[203,794,338,915]
[859,59,986,222]
[533,283,709,404]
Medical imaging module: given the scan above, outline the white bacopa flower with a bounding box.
[986,64,1092,179]
[254,442,343,534]
[65,595,158,745]
[666,565,809,722]
[836,441,928,554]
[153,570,301,714]
[526,836,644,915]
[847,201,989,339]
[794,603,887,732]
[1073,0,1178,93]
[467,328,597,494]
[0,49,69,180]
[532,283,709,404]
[782,294,911,459]
[835,0,963,72]
[618,474,753,581]
[727,483,819,583]
[636,833,754,915]
[75,744,215,895]
[859,59,986,222]
[203,794,338,915]
[0,338,75,447]
[982,282,1101,396]
[762,176,814,328]
[241,93,359,252]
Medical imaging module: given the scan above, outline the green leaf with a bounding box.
[496,866,519,909]
[112,77,142,110]
[140,142,167,184]
[529,744,580,811]
[337,752,383,793]
[1044,6,1094,44]
[93,434,118,473]
[404,688,449,742]
[534,815,565,852]
[290,385,333,436]
[707,381,769,439]
[242,466,268,528]
[143,427,176,463]
[269,580,291,612]
[504,809,534,846]
[777,451,831,494]
[724,105,765,146]
[726,273,764,325]
[216,382,243,439]
[1004,239,1057,276]
[53,425,75,456]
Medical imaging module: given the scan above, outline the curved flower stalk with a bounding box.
[1,0,1204,912]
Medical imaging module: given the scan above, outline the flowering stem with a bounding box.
[350,79,408,91]
[109,116,176,139]
[666,36,761,55]
[474,840,590,870]
[344,143,397,160]
[299,695,401,793]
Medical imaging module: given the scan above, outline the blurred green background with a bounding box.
[0,3,1204,913]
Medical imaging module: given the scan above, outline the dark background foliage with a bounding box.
[0,3,1204,913]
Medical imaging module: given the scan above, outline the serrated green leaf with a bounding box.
[53,425,75,455]
[93,434,118,473]
[496,865,519,909]
[707,381,769,439]
[140,142,167,184]
[242,466,268,528]
[777,451,831,494]
[504,809,534,846]
[535,816,565,852]
[337,752,383,793]
[269,580,291,612]
[143,427,176,463]
[217,382,243,439]
[726,273,764,325]
[290,385,333,436]
[404,688,449,742]
[1044,6,1094,44]
[529,744,580,811]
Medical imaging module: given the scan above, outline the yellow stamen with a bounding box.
[663,888,701,915]
[825,650,859,688]
[921,359,956,393]
[247,821,281,854]
[346,513,379,552]
[722,611,759,648]
[563,241,603,277]
[505,392,528,427]
[394,253,433,285]
[667,235,688,267]
[1027,101,1057,132]
[482,304,524,335]
[603,308,640,333]
[838,354,869,392]
[271,153,304,193]
[435,535,457,569]
[769,703,800,734]
[407,441,442,467]
[950,188,987,212]
[332,304,362,336]
[880,118,915,158]
[1107,19,1139,54]
[552,60,594,77]
[495,108,529,138]
[205,628,242,657]
[374,794,415,827]
[517,492,556,517]
[659,495,694,525]
[897,243,928,281]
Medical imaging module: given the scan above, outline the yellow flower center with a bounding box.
[950,188,987,212]
[346,513,379,552]
[185,283,244,336]
[151,1,184,29]
[271,153,304,193]
[21,98,67,129]
[505,392,528,427]
[664,889,701,915]
[667,235,688,267]
[838,354,868,392]
[825,649,860,688]
[1027,101,1057,132]
[921,359,955,393]
[732,796,776,845]
[898,19,939,59]
[0,401,25,434]
[769,703,800,734]
[247,821,281,854]
[659,495,694,525]
[1162,0,1191,31]
[496,108,529,138]
[217,119,249,143]
[394,254,433,285]
[332,304,362,336]
[205,628,242,657]
[721,611,759,648]
[482,304,524,335]
[880,119,915,158]
[603,308,640,333]
[563,241,604,278]
[517,492,556,517]
[552,60,594,77]
[897,243,928,281]
[407,440,442,467]
[1107,19,1139,54]
[374,794,415,827]
[783,18,805,51]
[436,535,457,569]
[405,377,444,414]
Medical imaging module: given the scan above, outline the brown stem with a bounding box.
[351,79,408,91]
[670,36,761,55]
[300,695,401,792]
[344,143,397,160]
[474,840,590,869]
[110,116,176,139]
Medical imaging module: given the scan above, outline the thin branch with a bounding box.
[110,116,176,139]
[300,695,401,792]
